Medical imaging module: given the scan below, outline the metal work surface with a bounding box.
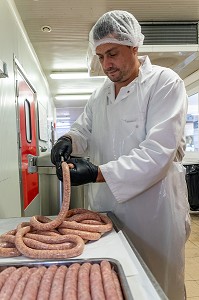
[0,215,168,299]
[0,258,133,300]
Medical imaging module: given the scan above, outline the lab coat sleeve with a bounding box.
[100,69,188,203]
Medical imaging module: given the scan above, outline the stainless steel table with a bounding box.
[0,214,168,300]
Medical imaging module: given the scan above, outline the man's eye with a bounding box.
[109,53,116,57]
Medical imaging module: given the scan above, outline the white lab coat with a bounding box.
[68,56,191,300]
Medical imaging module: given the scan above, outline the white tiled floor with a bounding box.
[185,213,199,299]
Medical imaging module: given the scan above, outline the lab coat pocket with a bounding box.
[118,118,140,155]
[171,162,191,241]
[121,118,138,137]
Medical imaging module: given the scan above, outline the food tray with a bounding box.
[0,257,133,300]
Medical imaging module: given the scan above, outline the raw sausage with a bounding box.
[0,231,21,257]
[90,263,106,300]
[63,263,80,300]
[49,265,67,300]
[112,269,124,300]
[15,226,85,259]
[0,267,16,291]
[58,227,101,241]
[30,162,71,230]
[23,237,74,250]
[77,263,91,300]
[37,265,58,300]
[0,266,29,300]
[22,266,46,300]
[58,216,112,233]
[0,161,113,259]
[100,260,120,300]
[10,267,37,300]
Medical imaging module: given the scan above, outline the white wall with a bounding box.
[0,0,55,218]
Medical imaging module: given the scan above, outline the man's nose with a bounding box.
[102,56,113,70]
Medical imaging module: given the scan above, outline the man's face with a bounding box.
[96,43,139,83]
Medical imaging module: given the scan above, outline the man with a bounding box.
[51,10,191,300]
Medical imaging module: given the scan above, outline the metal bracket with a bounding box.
[27,153,55,174]
[27,154,38,173]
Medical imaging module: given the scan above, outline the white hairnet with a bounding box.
[89,10,144,53]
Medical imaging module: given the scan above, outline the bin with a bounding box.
[184,164,199,211]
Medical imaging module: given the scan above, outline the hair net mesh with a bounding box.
[89,10,144,53]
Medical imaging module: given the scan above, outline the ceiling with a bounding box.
[13,0,199,129]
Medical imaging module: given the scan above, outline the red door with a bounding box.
[17,70,39,209]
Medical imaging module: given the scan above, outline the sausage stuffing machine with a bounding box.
[27,153,86,216]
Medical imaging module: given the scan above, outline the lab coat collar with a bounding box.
[104,55,153,103]
[104,55,153,87]
[138,55,153,83]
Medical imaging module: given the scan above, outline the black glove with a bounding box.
[55,157,98,183]
[51,136,72,165]
[68,157,98,186]
[55,157,98,184]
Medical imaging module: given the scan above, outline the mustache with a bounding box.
[105,67,118,73]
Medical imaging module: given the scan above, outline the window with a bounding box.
[24,99,32,143]
[185,93,199,152]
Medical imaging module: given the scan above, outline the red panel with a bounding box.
[18,73,39,209]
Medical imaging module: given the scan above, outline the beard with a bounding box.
[105,68,123,82]
[105,65,134,83]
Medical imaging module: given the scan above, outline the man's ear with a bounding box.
[132,47,138,54]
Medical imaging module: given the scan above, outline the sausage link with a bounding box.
[77,263,91,300]
[23,237,74,250]
[30,162,70,230]
[63,263,80,300]
[0,267,16,291]
[0,233,15,244]
[90,263,106,300]
[22,266,46,300]
[10,267,37,300]
[100,260,120,300]
[31,230,60,236]
[0,232,21,257]
[0,161,113,260]
[16,222,31,230]
[0,229,17,238]
[0,266,29,300]
[24,232,74,244]
[59,219,111,233]
[112,270,124,300]
[15,226,85,258]
[49,265,67,300]
[0,246,21,257]
[58,227,101,241]
[37,265,58,300]
[81,220,103,225]
[0,241,15,248]
[67,211,101,222]
[66,208,96,217]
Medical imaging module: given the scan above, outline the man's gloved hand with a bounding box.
[68,157,98,186]
[55,157,98,183]
[51,136,72,165]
